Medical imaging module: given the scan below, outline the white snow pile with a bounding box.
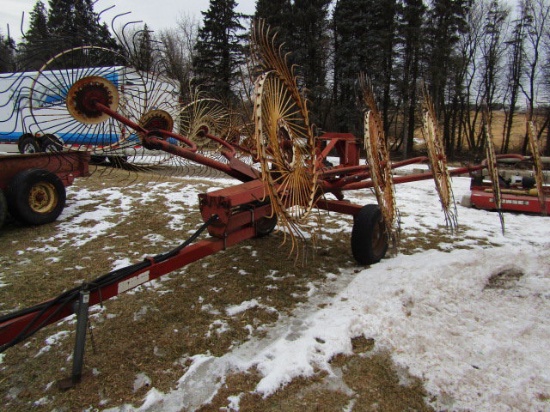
[93,168,550,412]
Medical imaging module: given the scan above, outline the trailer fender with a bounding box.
[351,204,388,265]
[18,134,40,154]
[6,169,66,225]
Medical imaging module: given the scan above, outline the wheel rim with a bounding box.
[138,109,174,141]
[23,143,38,153]
[28,182,58,214]
[67,76,119,125]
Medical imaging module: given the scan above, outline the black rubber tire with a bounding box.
[256,214,278,237]
[18,134,40,154]
[351,204,388,265]
[0,190,7,230]
[107,156,129,168]
[41,134,63,152]
[90,155,107,164]
[6,169,66,225]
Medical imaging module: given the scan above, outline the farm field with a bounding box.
[0,163,549,411]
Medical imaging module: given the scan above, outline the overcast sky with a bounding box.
[0,0,257,40]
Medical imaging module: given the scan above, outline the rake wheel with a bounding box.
[363,111,398,243]
[179,98,231,149]
[360,76,398,246]
[138,109,174,137]
[422,89,458,231]
[481,106,505,233]
[30,45,180,165]
[526,117,547,215]
[254,70,317,235]
[29,46,131,151]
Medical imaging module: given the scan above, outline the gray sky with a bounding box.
[0,0,257,40]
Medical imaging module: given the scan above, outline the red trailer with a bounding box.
[0,151,90,230]
[469,175,550,214]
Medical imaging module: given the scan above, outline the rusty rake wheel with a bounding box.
[31,45,180,166]
[363,110,399,245]
[251,19,318,252]
[422,89,458,232]
[360,77,399,247]
[254,70,317,241]
[179,97,231,150]
[526,117,547,215]
[138,109,174,136]
[481,106,505,233]
[29,46,130,151]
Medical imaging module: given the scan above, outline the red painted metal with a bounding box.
[470,188,550,213]
[0,151,90,190]
[0,229,258,347]
[317,132,360,168]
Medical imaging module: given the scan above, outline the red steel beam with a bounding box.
[0,228,258,347]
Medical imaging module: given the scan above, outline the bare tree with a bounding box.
[454,0,484,154]
[160,14,199,103]
[501,3,528,153]
[520,0,550,154]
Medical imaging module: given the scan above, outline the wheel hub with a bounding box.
[67,76,119,124]
[29,183,57,213]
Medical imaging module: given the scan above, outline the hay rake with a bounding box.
[1,20,547,387]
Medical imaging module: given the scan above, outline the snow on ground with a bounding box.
[88,167,550,412]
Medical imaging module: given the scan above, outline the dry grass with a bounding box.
[413,110,546,154]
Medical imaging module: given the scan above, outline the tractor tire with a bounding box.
[18,134,40,154]
[256,214,278,237]
[90,155,107,164]
[41,134,63,152]
[7,169,66,226]
[0,190,7,230]
[107,156,129,168]
[351,204,388,265]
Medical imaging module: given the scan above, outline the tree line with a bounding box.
[1,0,549,158]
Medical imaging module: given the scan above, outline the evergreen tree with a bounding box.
[423,0,472,151]
[0,32,16,72]
[192,0,247,101]
[332,0,398,135]
[47,0,117,59]
[17,1,50,70]
[424,0,472,110]
[333,0,371,133]
[396,0,426,156]
[254,0,293,49]
[291,0,331,121]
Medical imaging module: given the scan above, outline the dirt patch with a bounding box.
[485,267,524,290]
[200,340,433,412]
